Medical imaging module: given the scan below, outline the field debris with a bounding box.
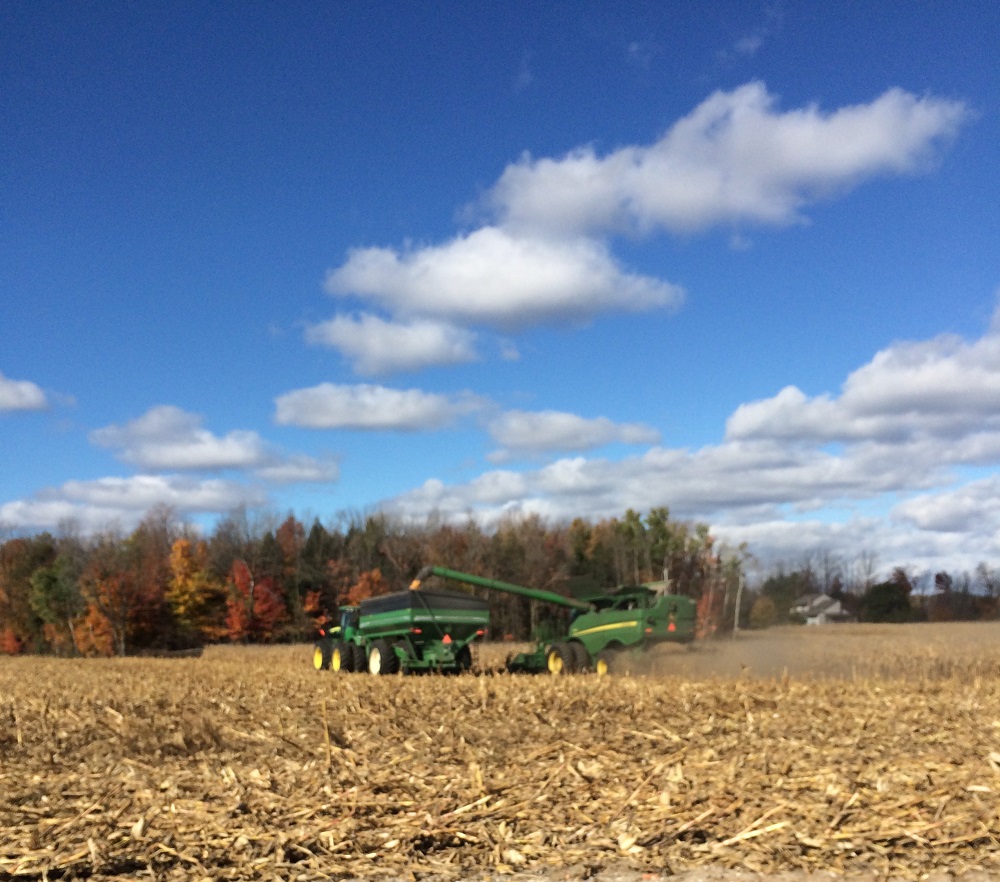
[2,624,1000,880]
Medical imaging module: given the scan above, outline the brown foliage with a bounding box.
[344,568,389,605]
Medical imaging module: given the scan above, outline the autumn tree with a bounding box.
[123,508,177,648]
[225,559,287,643]
[168,536,224,642]
[0,534,56,653]
[344,568,389,605]
[79,535,137,656]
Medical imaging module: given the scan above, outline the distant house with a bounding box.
[790,593,851,625]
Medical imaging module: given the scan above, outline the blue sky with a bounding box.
[3,2,1000,579]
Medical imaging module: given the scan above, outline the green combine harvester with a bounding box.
[408,565,697,675]
[313,587,489,674]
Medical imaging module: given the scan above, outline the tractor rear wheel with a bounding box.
[368,639,400,675]
[331,640,353,673]
[313,639,332,671]
[350,642,367,672]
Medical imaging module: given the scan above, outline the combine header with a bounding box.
[408,565,696,675]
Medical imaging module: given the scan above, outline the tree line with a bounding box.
[750,557,1000,627]
[6,506,997,657]
[0,505,740,656]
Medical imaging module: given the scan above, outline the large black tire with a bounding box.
[313,639,332,671]
[350,642,367,672]
[454,644,473,674]
[331,640,354,673]
[546,642,576,675]
[368,638,400,675]
[594,647,619,676]
[569,641,591,673]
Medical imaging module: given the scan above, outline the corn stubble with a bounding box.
[2,622,1000,881]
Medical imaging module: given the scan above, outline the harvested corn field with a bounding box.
[3,623,1000,881]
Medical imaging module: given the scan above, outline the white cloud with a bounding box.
[386,439,909,528]
[488,409,660,457]
[89,405,338,487]
[0,475,266,533]
[326,227,683,331]
[490,83,969,235]
[380,312,1000,574]
[253,454,340,484]
[892,477,1000,535]
[0,372,48,411]
[274,383,484,430]
[306,313,478,375]
[91,405,270,470]
[316,83,966,376]
[726,323,1000,455]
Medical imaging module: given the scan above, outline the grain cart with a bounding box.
[313,587,489,675]
[408,565,697,675]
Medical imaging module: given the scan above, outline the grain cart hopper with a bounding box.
[313,587,489,675]
[408,565,696,675]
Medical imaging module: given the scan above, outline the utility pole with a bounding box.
[733,572,745,635]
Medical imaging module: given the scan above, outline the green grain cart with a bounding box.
[409,565,697,675]
[313,587,489,675]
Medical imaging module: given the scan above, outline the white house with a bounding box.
[790,593,849,625]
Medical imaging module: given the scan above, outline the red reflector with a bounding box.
[319,629,325,636]
[410,627,422,635]
[475,629,485,637]
[442,634,452,644]
[644,627,653,634]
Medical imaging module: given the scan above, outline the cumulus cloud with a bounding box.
[487,409,660,458]
[892,477,1000,534]
[326,227,682,331]
[0,475,266,533]
[379,310,1000,574]
[316,83,967,376]
[274,383,484,431]
[0,372,48,411]
[490,83,969,235]
[386,438,913,530]
[306,313,478,375]
[91,405,271,470]
[726,325,1000,454]
[89,405,338,487]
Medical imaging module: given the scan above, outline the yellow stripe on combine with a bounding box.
[572,620,640,636]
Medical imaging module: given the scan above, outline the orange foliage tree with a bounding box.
[0,626,23,656]
[225,559,287,642]
[343,568,389,606]
[168,537,224,641]
[74,604,116,657]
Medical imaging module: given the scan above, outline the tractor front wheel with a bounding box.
[331,640,354,673]
[313,639,332,671]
